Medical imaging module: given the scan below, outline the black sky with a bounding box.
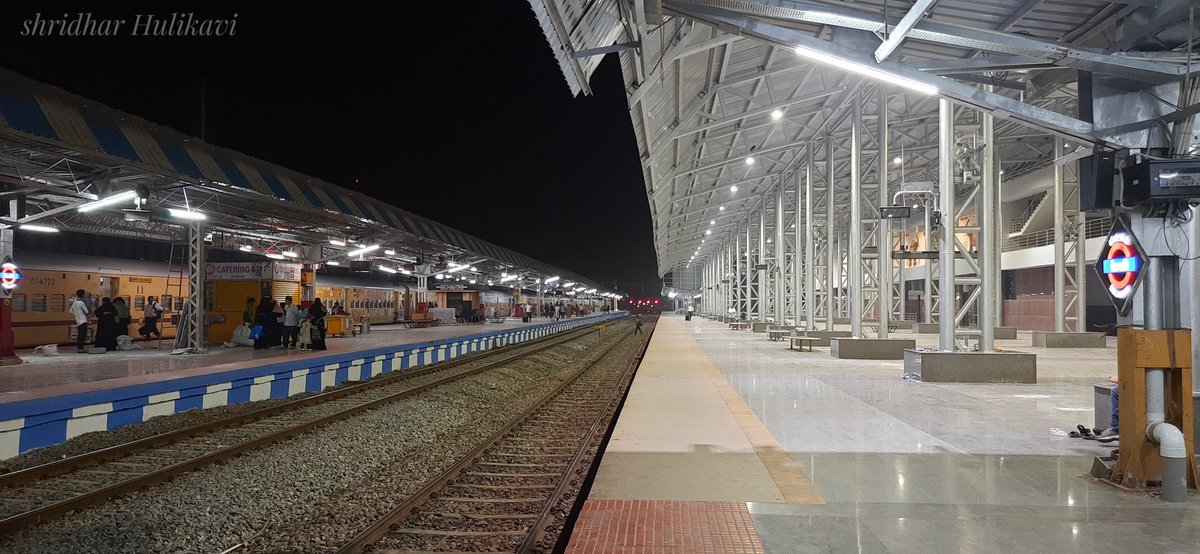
[0,2,660,291]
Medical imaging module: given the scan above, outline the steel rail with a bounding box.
[337,322,648,554]
[0,317,625,536]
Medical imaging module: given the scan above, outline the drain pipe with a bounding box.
[1143,256,1188,502]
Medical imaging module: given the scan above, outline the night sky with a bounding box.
[0,2,661,293]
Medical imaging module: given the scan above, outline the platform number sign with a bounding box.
[1094,217,1145,316]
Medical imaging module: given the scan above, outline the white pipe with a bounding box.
[1145,368,1166,424]
[1148,421,1187,459]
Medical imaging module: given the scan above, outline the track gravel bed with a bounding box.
[0,320,633,554]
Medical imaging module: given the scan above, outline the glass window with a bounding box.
[31,294,46,313]
[135,296,145,310]
[49,294,66,312]
[11,293,25,312]
[162,295,173,312]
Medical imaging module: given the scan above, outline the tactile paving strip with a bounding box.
[566,499,765,554]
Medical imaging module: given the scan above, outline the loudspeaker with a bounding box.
[1079,151,1116,212]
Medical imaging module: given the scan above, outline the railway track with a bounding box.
[339,318,654,553]
[0,318,624,537]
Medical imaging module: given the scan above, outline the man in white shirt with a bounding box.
[69,289,90,353]
[282,296,301,349]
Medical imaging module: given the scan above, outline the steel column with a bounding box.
[938,99,956,351]
[804,147,816,328]
[849,93,864,337]
[878,86,891,338]
[775,183,786,324]
[826,136,835,331]
[758,200,767,322]
[794,166,803,326]
[1053,138,1066,332]
[923,204,934,323]
[185,221,206,352]
[979,99,996,351]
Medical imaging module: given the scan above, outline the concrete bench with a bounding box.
[730,321,751,330]
[488,317,507,324]
[768,330,791,342]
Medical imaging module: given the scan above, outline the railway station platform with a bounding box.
[0,312,624,459]
[567,315,1200,553]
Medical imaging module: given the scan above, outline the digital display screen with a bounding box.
[1156,169,1200,188]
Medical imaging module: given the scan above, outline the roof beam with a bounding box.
[874,0,939,63]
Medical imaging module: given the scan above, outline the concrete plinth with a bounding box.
[890,321,914,330]
[834,317,851,325]
[751,322,771,333]
[994,326,1018,340]
[1031,331,1106,348]
[1094,383,1114,430]
[915,323,941,334]
[797,330,852,346]
[831,337,916,360]
[903,350,1037,383]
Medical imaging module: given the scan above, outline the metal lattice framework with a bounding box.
[534,0,1197,339]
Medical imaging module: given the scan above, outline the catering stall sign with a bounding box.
[1093,216,1146,316]
[205,263,270,280]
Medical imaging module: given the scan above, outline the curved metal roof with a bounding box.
[529,0,1199,276]
[0,68,614,296]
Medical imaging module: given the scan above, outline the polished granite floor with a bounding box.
[686,317,1200,553]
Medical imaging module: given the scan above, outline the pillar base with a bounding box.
[994,326,1018,340]
[830,337,915,360]
[798,330,852,346]
[751,322,772,333]
[1031,331,1106,348]
[903,349,1037,383]
[915,323,941,334]
[833,317,851,325]
[0,356,21,366]
[1094,383,1115,430]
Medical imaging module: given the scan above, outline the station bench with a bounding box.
[488,317,507,324]
[400,318,443,329]
[729,321,751,330]
[768,329,791,341]
[789,336,816,352]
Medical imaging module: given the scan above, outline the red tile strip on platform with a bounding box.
[566,500,765,554]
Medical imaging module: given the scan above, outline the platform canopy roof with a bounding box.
[0,68,617,296]
[528,0,1200,276]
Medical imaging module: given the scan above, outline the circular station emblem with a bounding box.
[1093,217,1145,316]
[0,261,20,291]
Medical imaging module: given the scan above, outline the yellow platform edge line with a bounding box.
[685,331,826,505]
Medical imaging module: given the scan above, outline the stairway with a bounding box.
[1007,191,1049,237]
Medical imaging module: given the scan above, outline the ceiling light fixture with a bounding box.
[282,250,299,258]
[771,109,783,120]
[378,266,397,273]
[77,190,137,212]
[346,244,380,257]
[794,45,938,96]
[326,260,341,266]
[745,156,755,165]
[329,239,346,246]
[167,208,207,220]
[19,224,58,233]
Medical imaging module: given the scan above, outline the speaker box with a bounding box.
[1079,151,1116,212]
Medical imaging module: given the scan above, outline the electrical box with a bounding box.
[879,206,912,219]
[1122,158,1200,205]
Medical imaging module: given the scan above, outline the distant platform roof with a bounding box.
[0,67,615,296]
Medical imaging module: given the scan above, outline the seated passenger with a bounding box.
[223,323,255,348]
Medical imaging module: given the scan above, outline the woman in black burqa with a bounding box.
[254,297,274,350]
[308,298,328,351]
[93,297,119,352]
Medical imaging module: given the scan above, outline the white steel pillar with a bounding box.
[849,93,864,337]
[804,147,815,328]
[775,183,786,324]
[938,99,956,351]
[979,100,996,351]
[825,137,835,331]
[1053,139,1066,332]
[793,167,803,326]
[877,86,891,338]
[923,204,934,323]
[758,201,767,322]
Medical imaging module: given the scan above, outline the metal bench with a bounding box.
[789,336,816,352]
[729,321,751,330]
[768,329,791,342]
[400,318,442,329]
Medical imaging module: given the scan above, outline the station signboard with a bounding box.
[1093,217,1146,316]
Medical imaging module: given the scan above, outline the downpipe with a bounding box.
[1146,367,1186,502]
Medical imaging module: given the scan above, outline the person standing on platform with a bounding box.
[633,314,643,334]
[308,298,328,351]
[114,297,131,338]
[70,289,90,353]
[243,297,256,326]
[94,297,118,352]
[140,296,164,342]
[268,299,284,348]
[253,297,273,350]
[282,296,300,349]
